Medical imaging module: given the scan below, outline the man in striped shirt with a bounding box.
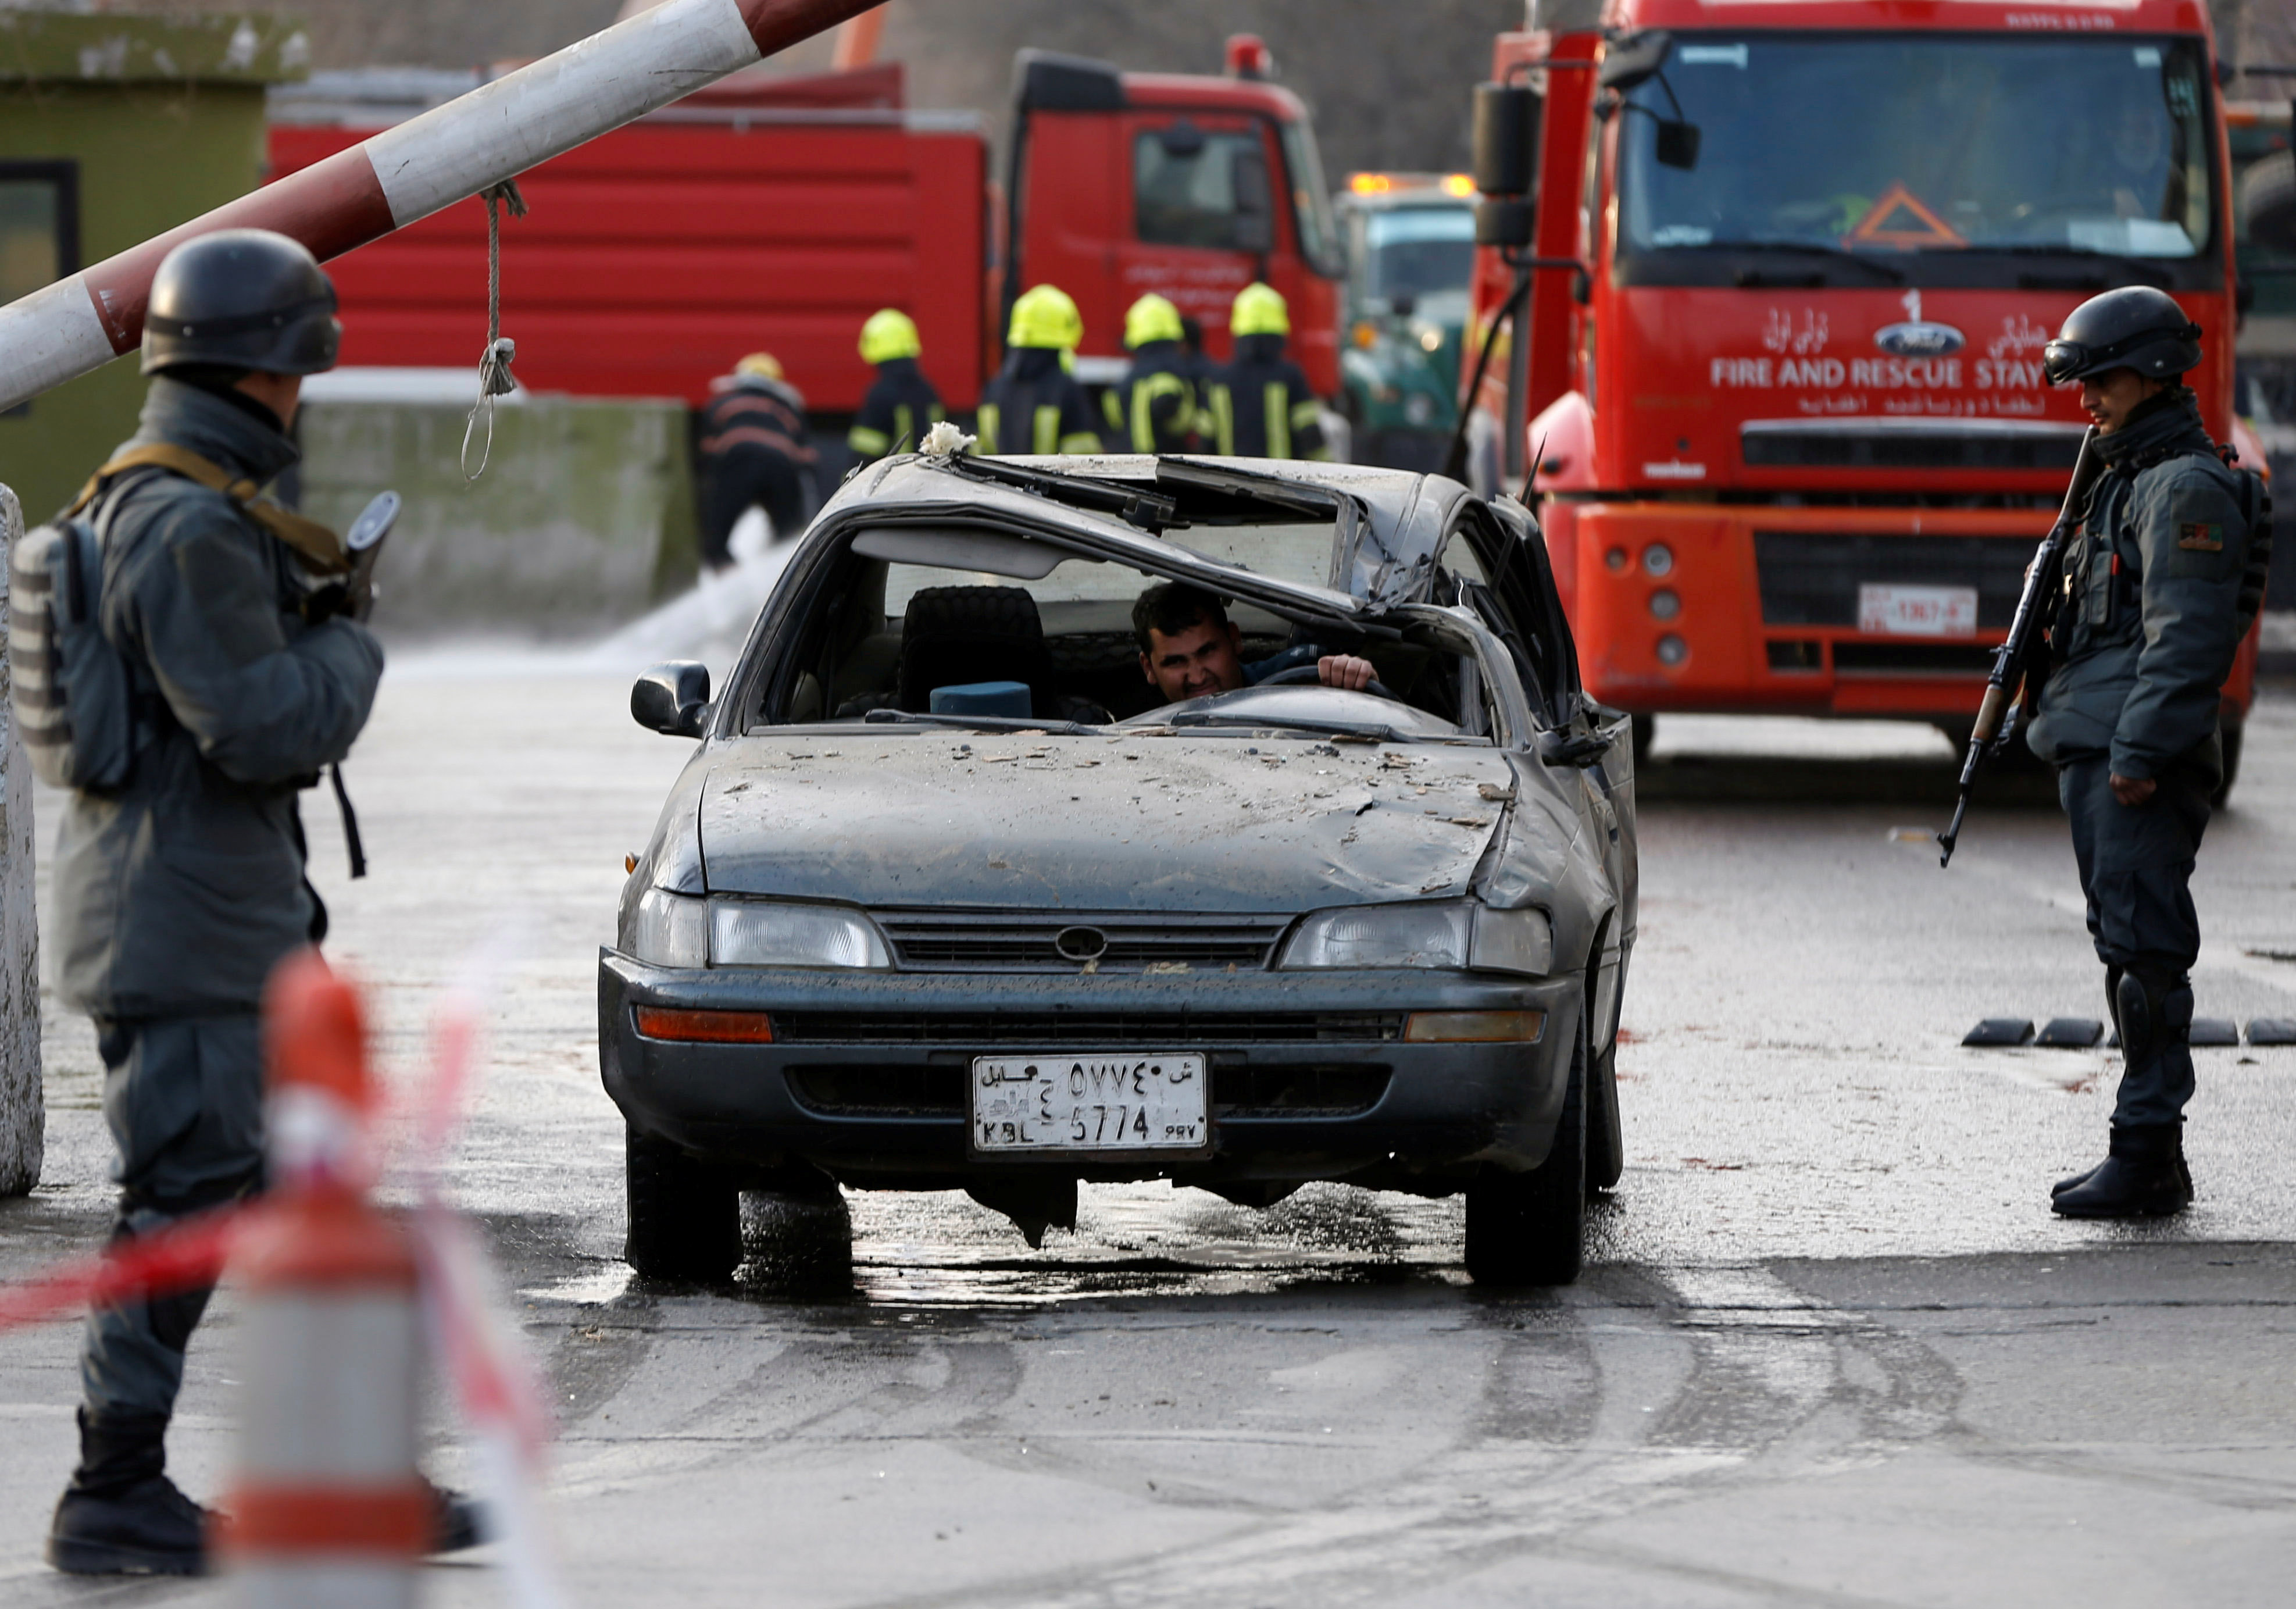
[697,352,817,570]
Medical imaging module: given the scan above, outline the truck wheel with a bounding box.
[2211,722,2244,809]
[624,1125,740,1283]
[1464,1025,1586,1287]
[1630,715,1655,765]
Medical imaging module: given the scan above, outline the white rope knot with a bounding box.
[462,179,529,483]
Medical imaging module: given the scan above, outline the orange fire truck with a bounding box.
[1464,0,2263,781]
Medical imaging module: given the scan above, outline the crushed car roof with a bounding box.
[822,452,1472,611]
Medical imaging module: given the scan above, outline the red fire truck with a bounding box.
[1464,0,2263,780]
[266,39,1340,418]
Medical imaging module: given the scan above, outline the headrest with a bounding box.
[897,586,1054,712]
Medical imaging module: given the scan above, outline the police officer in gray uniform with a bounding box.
[44,230,474,1574]
[2026,287,2270,1220]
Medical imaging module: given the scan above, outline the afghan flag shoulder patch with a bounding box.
[2177,522,2224,552]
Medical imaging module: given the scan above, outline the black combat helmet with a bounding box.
[2041,286,2202,386]
[141,229,341,378]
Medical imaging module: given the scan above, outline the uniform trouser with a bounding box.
[699,447,810,569]
[2058,756,2212,1128]
[80,1016,265,1419]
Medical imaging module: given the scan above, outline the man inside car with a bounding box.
[1135,581,1378,704]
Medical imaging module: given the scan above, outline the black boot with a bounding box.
[2055,966,2129,1199]
[2052,1124,2188,1218]
[46,1408,209,1576]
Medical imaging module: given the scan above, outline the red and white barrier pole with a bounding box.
[215,954,428,1607]
[0,0,879,413]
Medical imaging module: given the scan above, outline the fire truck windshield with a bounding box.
[1616,34,2216,277]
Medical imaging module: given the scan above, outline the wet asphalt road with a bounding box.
[1,659,2293,1606]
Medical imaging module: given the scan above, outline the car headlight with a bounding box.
[625,887,707,968]
[708,899,890,969]
[1279,901,1552,976]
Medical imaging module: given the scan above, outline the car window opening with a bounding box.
[760,525,1499,741]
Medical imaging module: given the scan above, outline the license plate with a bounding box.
[970,1054,1210,1155]
[1858,583,1978,639]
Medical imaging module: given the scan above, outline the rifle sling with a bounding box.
[71,444,349,576]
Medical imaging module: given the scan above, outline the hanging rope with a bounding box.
[462,179,529,482]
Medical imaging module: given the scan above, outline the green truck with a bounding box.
[1333,174,1477,473]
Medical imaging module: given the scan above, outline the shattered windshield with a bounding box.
[762,519,1490,743]
[1619,34,2216,262]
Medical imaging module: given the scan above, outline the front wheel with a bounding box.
[624,1125,740,1282]
[1464,1022,1587,1287]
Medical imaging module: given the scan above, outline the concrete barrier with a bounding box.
[0,484,39,1196]
[295,394,702,642]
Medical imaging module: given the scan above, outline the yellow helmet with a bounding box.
[858,308,922,365]
[1124,292,1185,349]
[735,351,784,381]
[1008,283,1083,351]
[1230,281,1290,338]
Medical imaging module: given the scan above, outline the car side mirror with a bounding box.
[1537,726,1609,768]
[633,661,711,738]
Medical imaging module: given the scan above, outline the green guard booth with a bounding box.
[0,10,308,522]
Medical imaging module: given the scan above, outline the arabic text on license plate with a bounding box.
[1858,583,1978,639]
[970,1054,1209,1154]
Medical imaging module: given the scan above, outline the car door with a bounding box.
[1452,502,1635,1048]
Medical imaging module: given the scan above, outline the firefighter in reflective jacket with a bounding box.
[1104,293,1199,454]
[846,308,943,464]
[977,284,1105,456]
[1209,283,1329,461]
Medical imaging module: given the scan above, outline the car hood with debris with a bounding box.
[688,732,1541,915]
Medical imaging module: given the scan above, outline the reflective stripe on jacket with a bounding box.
[1209,334,1328,460]
[975,347,1105,456]
[847,357,945,460]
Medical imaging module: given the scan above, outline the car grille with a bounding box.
[1754,530,2029,632]
[771,1011,1405,1045]
[786,1062,1392,1119]
[872,911,1293,973]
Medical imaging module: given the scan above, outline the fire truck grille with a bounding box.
[1742,424,2083,471]
[1754,531,2030,632]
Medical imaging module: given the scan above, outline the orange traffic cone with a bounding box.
[213,952,430,1606]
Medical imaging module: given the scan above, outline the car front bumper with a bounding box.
[598,951,1583,1192]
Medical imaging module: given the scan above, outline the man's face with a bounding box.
[1141,614,1245,702]
[2079,367,2163,435]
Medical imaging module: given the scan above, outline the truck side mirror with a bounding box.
[633,661,711,738]
[1233,145,1275,254]
[1472,83,1541,198]
[1474,197,1534,249]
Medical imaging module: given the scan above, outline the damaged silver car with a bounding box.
[599,451,1636,1285]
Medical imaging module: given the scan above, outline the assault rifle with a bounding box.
[1937,427,2102,868]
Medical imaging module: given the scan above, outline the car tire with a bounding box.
[2211,720,2243,809]
[1464,1018,1586,1287]
[624,1125,740,1283]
